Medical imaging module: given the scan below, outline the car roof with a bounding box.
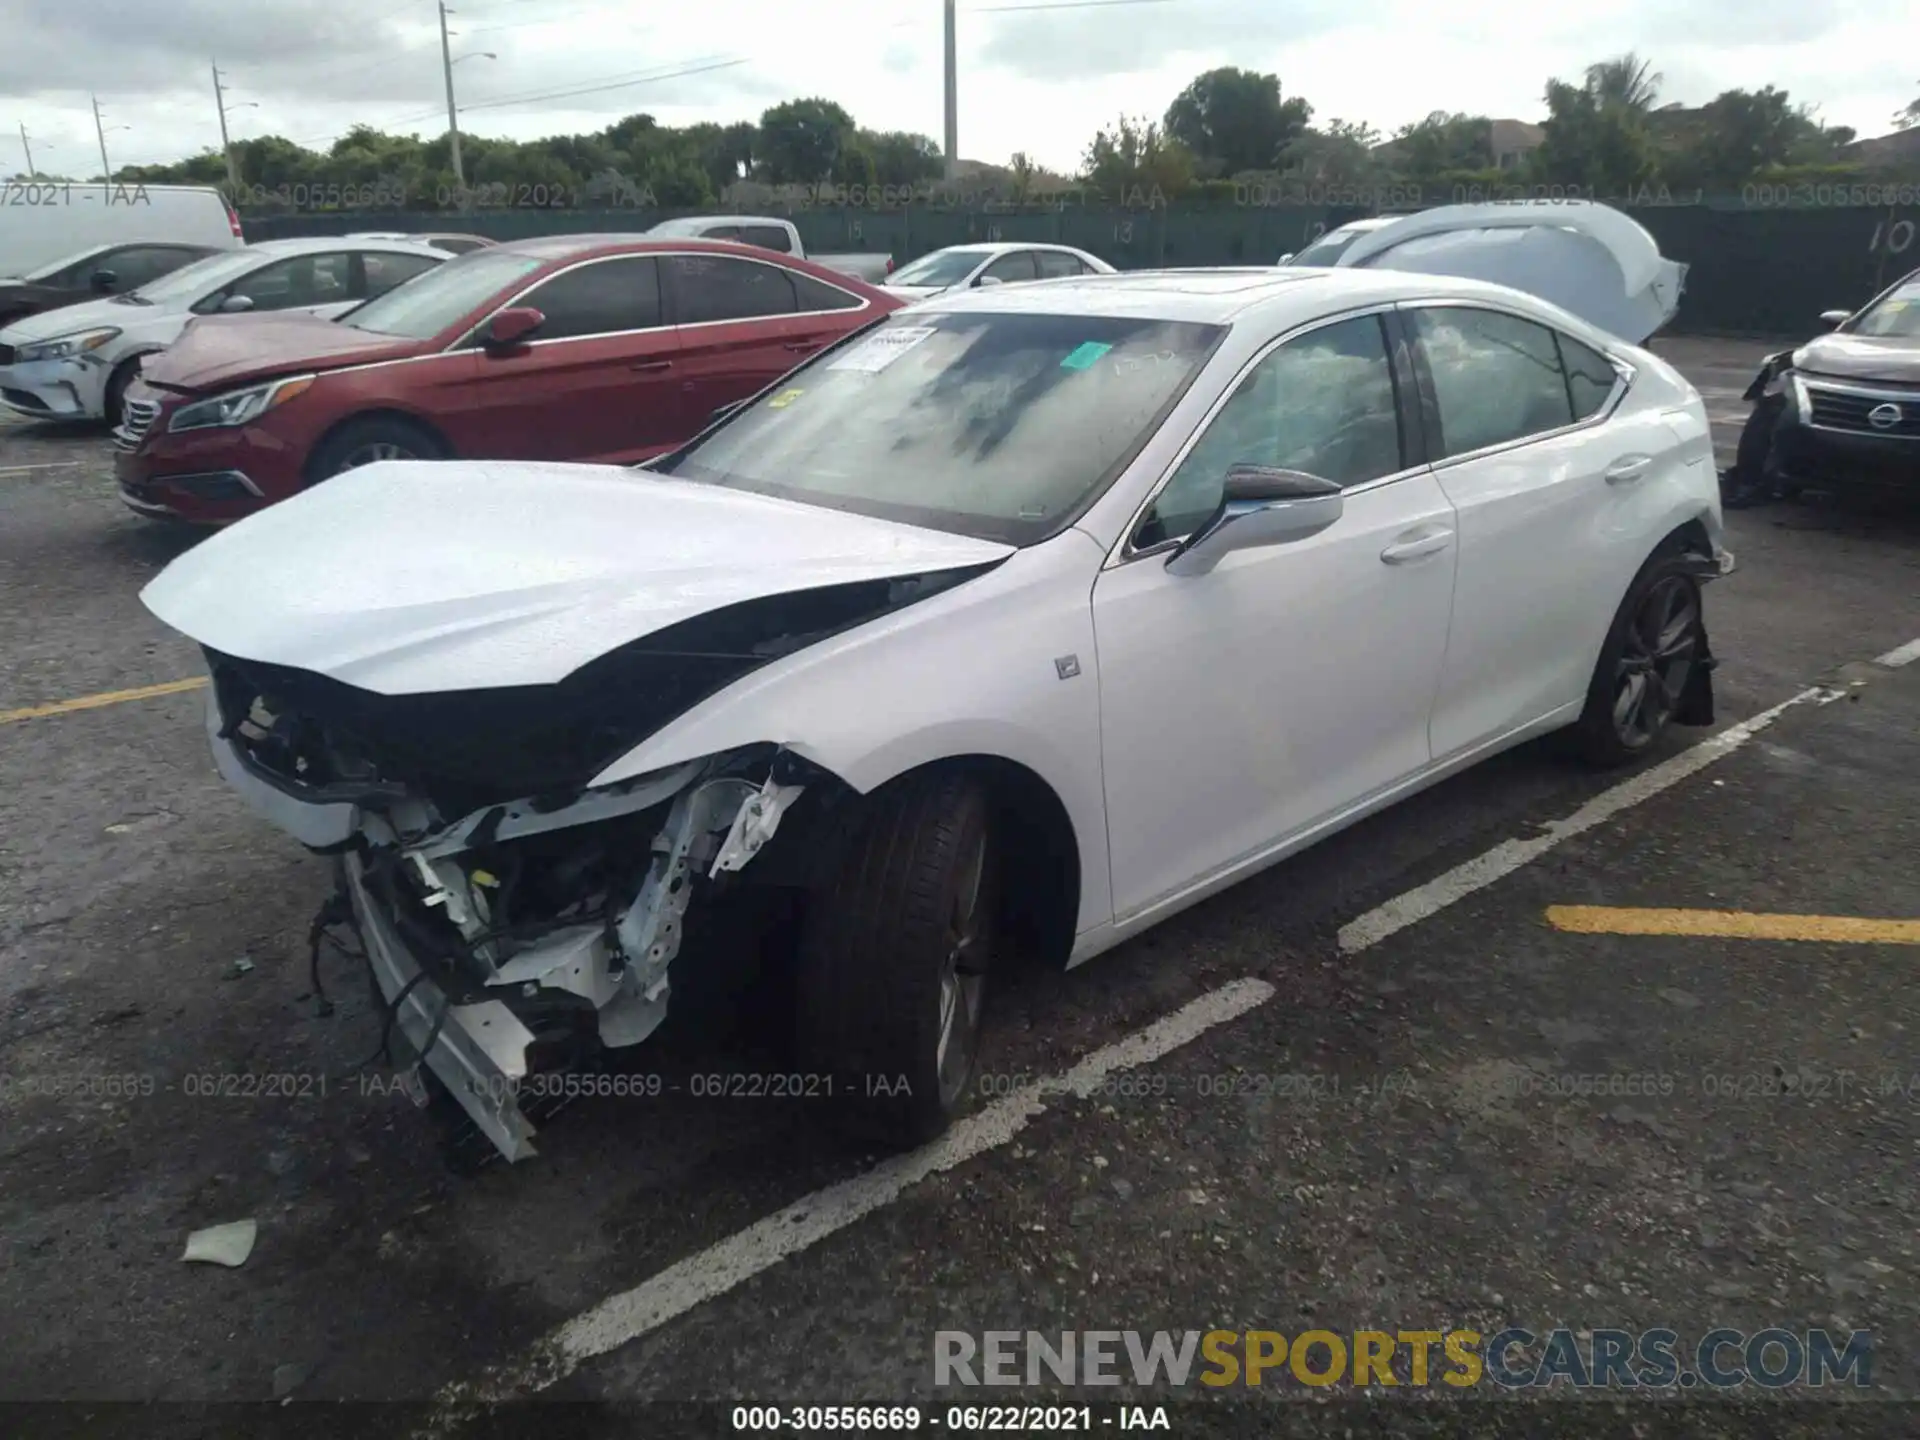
[911,266,1599,330]
[250,236,448,258]
[488,234,834,265]
[647,214,791,228]
[928,242,1091,257]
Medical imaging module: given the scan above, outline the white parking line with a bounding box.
[421,651,1913,1422]
[1335,685,1849,953]
[1874,638,1920,669]
[419,976,1277,1430]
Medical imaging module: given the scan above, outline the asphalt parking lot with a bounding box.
[3,336,1919,1434]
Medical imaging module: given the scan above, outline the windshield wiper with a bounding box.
[110,294,153,306]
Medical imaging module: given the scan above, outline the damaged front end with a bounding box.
[206,657,815,1163]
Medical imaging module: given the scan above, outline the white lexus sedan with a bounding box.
[141,264,1729,1164]
[0,236,446,426]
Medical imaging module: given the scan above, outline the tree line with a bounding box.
[16,59,1919,211]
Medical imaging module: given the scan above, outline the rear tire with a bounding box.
[306,416,445,483]
[795,771,997,1148]
[1569,549,1707,767]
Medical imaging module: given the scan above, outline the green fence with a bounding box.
[246,199,1920,336]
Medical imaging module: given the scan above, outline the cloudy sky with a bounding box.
[3,0,1914,178]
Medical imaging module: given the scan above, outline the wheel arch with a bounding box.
[761,748,1085,972]
[303,408,454,484]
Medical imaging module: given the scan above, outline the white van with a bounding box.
[0,181,244,279]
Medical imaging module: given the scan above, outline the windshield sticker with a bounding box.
[1060,340,1113,370]
[828,325,938,373]
[767,388,805,409]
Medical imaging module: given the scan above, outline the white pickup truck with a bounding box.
[641,215,893,284]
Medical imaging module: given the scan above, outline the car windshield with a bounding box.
[124,249,267,305]
[1285,227,1373,267]
[644,218,725,237]
[654,309,1225,545]
[887,248,995,288]
[1850,279,1920,339]
[341,250,544,339]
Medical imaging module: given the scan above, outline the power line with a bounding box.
[456,55,751,113]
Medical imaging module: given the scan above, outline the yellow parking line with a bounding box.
[1546,905,1920,945]
[0,676,207,726]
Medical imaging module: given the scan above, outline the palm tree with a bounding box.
[1585,52,1663,112]
[1895,86,1920,130]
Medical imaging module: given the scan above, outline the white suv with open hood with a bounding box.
[143,235,1726,1165]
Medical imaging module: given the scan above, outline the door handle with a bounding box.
[1604,454,1652,484]
[1380,528,1454,565]
[630,359,673,373]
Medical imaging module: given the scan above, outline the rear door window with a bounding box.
[791,271,864,313]
[1410,306,1576,458]
[1034,250,1085,279]
[1556,332,1619,421]
[665,254,798,323]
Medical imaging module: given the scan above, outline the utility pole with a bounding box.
[17,122,34,178]
[438,0,466,187]
[91,93,112,190]
[211,61,239,188]
[942,0,958,181]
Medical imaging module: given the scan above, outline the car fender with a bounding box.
[1742,350,1795,402]
[588,531,1117,934]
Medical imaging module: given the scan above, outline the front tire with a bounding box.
[306,416,445,483]
[103,357,142,429]
[795,771,997,1148]
[1570,549,1707,767]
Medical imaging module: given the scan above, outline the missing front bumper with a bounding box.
[345,852,543,1161]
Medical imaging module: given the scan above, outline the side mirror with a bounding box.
[975,274,1005,288]
[89,269,117,294]
[482,306,544,349]
[217,294,255,314]
[1276,253,1295,265]
[1165,465,1344,577]
[1818,309,1851,329]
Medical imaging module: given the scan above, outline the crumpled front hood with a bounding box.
[1793,333,1920,385]
[140,460,1013,695]
[138,312,425,394]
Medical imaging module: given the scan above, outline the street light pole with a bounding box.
[438,0,465,187]
[18,123,34,178]
[91,93,113,188]
[211,60,238,188]
[942,0,958,181]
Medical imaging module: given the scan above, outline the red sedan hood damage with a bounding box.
[136,312,428,394]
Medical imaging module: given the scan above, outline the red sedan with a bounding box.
[114,235,906,523]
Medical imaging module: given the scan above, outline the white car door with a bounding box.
[1406,303,1677,759]
[1092,309,1460,921]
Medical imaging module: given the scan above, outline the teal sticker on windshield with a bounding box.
[1060,341,1112,370]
